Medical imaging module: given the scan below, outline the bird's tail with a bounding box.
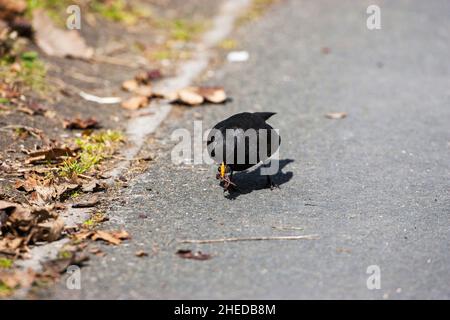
[253,112,276,121]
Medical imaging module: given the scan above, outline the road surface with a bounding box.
[47,0,450,299]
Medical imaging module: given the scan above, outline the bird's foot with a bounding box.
[266,176,279,190]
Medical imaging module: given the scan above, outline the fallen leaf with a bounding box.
[41,252,89,275]
[171,86,227,105]
[121,79,138,92]
[0,268,35,294]
[63,117,99,130]
[176,87,204,105]
[0,200,64,244]
[194,87,227,104]
[32,10,94,59]
[91,230,130,245]
[121,96,148,110]
[89,247,106,257]
[81,180,105,193]
[325,112,347,119]
[135,69,162,84]
[17,102,48,116]
[25,146,77,164]
[134,85,152,97]
[176,249,212,261]
[135,250,148,257]
[0,0,26,21]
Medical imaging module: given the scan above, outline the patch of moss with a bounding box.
[237,0,278,25]
[90,0,152,25]
[83,211,107,229]
[26,0,73,26]
[60,130,124,177]
[0,51,48,96]
[0,258,13,269]
[0,98,10,105]
[57,250,73,260]
[0,282,12,297]
[156,19,206,42]
[219,39,238,50]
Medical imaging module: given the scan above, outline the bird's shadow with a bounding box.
[223,159,294,200]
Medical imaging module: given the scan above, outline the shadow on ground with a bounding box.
[224,159,294,200]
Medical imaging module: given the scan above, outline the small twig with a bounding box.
[77,173,94,180]
[178,235,320,244]
[271,226,304,231]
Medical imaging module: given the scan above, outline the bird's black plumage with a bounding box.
[207,112,280,190]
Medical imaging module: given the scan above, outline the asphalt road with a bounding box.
[48,0,450,299]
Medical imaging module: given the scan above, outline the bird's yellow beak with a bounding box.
[220,162,226,178]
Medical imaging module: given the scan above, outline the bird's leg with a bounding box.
[266,175,277,190]
[263,163,279,190]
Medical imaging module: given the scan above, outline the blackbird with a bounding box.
[206,112,281,191]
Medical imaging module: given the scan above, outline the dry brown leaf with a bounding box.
[63,117,99,130]
[81,180,105,193]
[41,252,89,275]
[135,69,162,84]
[111,230,130,240]
[134,85,152,97]
[0,269,35,293]
[15,176,38,192]
[121,96,148,110]
[0,201,64,244]
[32,10,94,59]
[36,216,64,242]
[194,87,227,104]
[0,0,26,21]
[89,247,106,257]
[91,230,121,245]
[135,250,148,257]
[121,79,139,92]
[177,87,204,105]
[90,230,130,245]
[171,86,227,105]
[72,230,93,242]
[0,237,23,255]
[325,112,347,119]
[176,249,212,261]
[26,146,77,164]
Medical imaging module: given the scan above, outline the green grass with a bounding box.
[0,282,12,296]
[237,0,277,25]
[57,250,73,260]
[219,39,238,50]
[60,130,124,177]
[26,0,73,26]
[0,258,13,269]
[26,0,151,26]
[82,212,107,229]
[0,98,10,104]
[90,0,152,25]
[156,19,206,42]
[0,51,48,95]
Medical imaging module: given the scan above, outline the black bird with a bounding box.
[206,112,281,191]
